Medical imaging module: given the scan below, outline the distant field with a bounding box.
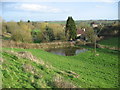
[2,47,118,88]
[48,21,66,24]
[98,37,119,48]
[47,20,116,25]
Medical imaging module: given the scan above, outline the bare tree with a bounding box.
[91,22,104,56]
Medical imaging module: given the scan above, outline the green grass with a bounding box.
[2,47,119,88]
[98,37,119,48]
[2,52,52,88]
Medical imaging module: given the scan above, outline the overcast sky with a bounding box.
[1,0,119,21]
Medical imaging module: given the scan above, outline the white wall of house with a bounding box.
[92,24,98,28]
[77,34,81,37]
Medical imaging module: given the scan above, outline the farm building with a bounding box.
[76,28,87,41]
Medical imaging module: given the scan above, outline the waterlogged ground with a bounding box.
[2,47,119,88]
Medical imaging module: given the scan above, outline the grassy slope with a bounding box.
[2,51,54,88]
[2,47,118,88]
[1,49,77,88]
[98,37,119,48]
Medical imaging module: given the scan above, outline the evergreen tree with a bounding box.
[65,16,77,40]
[27,20,30,23]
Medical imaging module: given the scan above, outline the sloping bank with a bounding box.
[3,40,119,51]
[2,47,119,88]
[2,40,75,49]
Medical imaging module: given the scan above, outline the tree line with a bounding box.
[2,20,66,43]
[2,17,119,43]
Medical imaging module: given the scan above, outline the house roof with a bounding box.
[77,29,85,35]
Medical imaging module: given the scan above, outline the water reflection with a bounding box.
[45,47,87,56]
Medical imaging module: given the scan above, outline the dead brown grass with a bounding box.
[52,74,77,88]
[2,40,75,49]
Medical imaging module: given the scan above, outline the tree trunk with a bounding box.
[94,35,96,53]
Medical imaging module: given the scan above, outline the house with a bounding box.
[92,24,98,28]
[76,28,87,41]
[90,22,99,28]
[77,28,85,37]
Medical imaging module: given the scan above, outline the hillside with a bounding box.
[98,37,119,48]
[2,49,77,88]
[2,47,118,88]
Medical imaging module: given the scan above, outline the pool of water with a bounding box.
[45,47,88,56]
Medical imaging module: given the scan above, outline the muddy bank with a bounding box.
[2,40,75,49]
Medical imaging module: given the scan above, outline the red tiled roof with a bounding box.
[77,29,85,34]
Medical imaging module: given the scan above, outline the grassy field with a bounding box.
[98,37,119,48]
[1,46,119,88]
